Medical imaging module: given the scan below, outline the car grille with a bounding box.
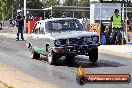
[67,38,84,45]
[66,37,98,45]
[57,37,98,46]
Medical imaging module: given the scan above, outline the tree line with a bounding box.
[0,0,89,20]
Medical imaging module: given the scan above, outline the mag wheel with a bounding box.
[47,46,57,65]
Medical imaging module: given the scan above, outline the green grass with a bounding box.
[0,80,14,88]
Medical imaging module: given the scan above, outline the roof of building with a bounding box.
[39,18,77,22]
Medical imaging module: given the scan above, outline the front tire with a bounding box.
[47,46,57,65]
[89,48,98,63]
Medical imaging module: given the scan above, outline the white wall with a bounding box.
[90,4,95,23]
[90,3,121,22]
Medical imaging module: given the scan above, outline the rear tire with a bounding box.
[89,48,98,63]
[29,45,40,59]
[30,51,40,59]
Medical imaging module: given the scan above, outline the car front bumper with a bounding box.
[52,44,99,55]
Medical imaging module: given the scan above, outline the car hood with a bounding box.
[49,31,98,40]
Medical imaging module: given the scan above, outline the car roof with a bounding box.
[39,18,77,23]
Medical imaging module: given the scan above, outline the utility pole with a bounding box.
[12,6,14,19]
[24,0,26,32]
[125,3,128,43]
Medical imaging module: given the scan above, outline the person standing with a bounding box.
[34,15,39,21]
[16,11,25,41]
[61,12,66,18]
[110,9,123,44]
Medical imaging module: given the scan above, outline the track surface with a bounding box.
[0,35,131,88]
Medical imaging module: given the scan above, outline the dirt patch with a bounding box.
[0,61,58,88]
[0,83,5,88]
[0,27,16,33]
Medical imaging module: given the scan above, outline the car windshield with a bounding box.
[45,19,83,33]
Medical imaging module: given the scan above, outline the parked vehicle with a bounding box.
[27,18,99,65]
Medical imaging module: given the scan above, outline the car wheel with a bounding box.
[66,54,75,65]
[47,46,57,65]
[30,51,40,59]
[29,45,40,59]
[89,48,98,63]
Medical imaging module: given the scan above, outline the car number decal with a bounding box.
[33,46,44,51]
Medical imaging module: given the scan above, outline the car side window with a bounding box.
[33,22,39,34]
[39,27,45,34]
[39,23,45,34]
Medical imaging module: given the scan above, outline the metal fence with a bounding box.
[21,10,90,20]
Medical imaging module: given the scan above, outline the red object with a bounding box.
[27,21,37,34]
[34,17,39,21]
[64,45,68,49]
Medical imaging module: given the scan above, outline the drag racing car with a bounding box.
[27,18,99,65]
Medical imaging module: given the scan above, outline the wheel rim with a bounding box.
[47,47,52,63]
[30,49,34,58]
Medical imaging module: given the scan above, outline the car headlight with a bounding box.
[87,37,92,43]
[55,40,61,46]
[66,39,70,45]
[93,37,98,42]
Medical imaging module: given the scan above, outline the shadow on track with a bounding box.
[35,55,126,68]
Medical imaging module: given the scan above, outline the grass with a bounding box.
[0,80,14,88]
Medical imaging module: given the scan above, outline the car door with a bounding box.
[35,22,47,54]
[28,22,40,52]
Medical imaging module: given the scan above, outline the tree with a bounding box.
[78,0,90,7]
[0,0,90,20]
[0,0,17,20]
[63,0,78,6]
[42,0,59,7]
[0,0,4,20]
[41,0,60,18]
[0,0,44,20]
[27,0,43,9]
[78,0,90,18]
[0,0,8,20]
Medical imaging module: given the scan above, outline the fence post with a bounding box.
[44,11,45,19]
[125,4,128,43]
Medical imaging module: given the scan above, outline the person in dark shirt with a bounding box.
[16,11,25,41]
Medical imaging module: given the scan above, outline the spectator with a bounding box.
[16,11,25,41]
